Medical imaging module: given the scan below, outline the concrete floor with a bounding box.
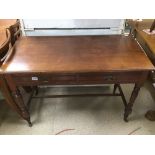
[0,82,155,135]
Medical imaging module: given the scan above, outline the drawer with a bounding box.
[12,73,77,86]
[77,72,146,84]
[77,73,110,84]
[51,74,77,84]
[11,71,148,86]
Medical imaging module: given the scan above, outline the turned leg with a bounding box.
[117,84,127,107]
[124,84,141,122]
[34,86,39,95]
[113,84,118,94]
[12,88,32,127]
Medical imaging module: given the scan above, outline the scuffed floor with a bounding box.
[0,82,155,135]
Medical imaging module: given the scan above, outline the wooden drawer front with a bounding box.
[12,71,147,86]
[77,73,110,84]
[51,74,76,84]
[77,72,145,84]
[12,74,77,85]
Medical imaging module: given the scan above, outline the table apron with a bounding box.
[7,71,149,86]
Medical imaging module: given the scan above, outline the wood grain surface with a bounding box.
[2,35,154,73]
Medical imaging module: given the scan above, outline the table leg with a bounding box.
[117,84,127,107]
[124,83,141,122]
[113,84,118,94]
[5,75,32,126]
[0,76,22,118]
[12,88,32,127]
[34,86,39,95]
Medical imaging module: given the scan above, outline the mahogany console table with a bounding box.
[1,35,154,126]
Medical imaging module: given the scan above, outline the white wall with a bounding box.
[20,19,125,36]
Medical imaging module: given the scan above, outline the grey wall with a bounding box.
[21,19,125,36]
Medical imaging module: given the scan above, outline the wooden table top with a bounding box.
[1,35,154,73]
